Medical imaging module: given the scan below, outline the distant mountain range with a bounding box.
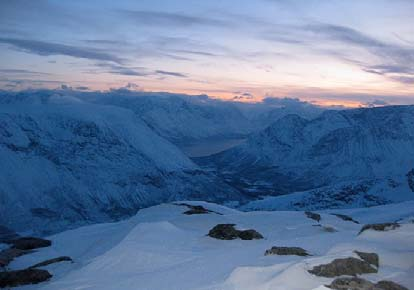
[196,105,414,207]
[1,90,413,234]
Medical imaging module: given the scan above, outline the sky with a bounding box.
[0,0,413,107]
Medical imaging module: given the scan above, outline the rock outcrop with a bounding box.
[208,224,263,240]
[327,277,409,290]
[305,211,321,223]
[331,213,359,224]
[358,223,400,235]
[308,257,377,277]
[29,256,73,269]
[176,203,220,215]
[0,248,32,268]
[407,169,414,192]
[376,280,409,290]
[264,246,309,256]
[0,269,52,288]
[327,277,375,290]
[354,251,379,268]
[7,237,52,250]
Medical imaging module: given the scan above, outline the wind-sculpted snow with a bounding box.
[6,201,414,290]
[196,106,414,206]
[0,102,242,234]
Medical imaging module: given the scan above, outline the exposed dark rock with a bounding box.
[208,224,263,240]
[358,223,400,235]
[327,277,375,290]
[264,246,309,256]
[407,169,414,192]
[305,211,321,223]
[0,248,32,268]
[184,205,210,215]
[238,229,263,240]
[29,256,73,269]
[313,224,338,232]
[331,213,360,224]
[179,203,223,215]
[327,277,409,290]
[376,280,409,290]
[7,237,52,250]
[176,203,220,215]
[208,224,239,240]
[354,251,379,268]
[0,225,20,243]
[308,257,377,277]
[0,269,52,288]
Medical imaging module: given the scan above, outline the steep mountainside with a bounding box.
[196,106,414,206]
[0,100,242,235]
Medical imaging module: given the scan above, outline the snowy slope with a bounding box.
[8,201,414,290]
[196,106,414,206]
[0,98,242,235]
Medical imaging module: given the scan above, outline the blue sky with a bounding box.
[0,0,413,106]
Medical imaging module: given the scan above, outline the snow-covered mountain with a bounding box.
[0,96,242,235]
[0,90,327,146]
[196,106,414,206]
[87,91,253,144]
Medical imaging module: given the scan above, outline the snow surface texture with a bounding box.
[7,201,414,290]
[0,99,241,235]
[197,106,414,206]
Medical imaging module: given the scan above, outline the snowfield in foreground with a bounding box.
[7,201,414,290]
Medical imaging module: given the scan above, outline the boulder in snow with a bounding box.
[331,213,359,224]
[208,224,263,240]
[308,257,377,277]
[7,237,52,250]
[29,256,73,269]
[407,169,414,192]
[354,251,379,268]
[177,203,220,215]
[264,246,309,256]
[326,277,374,289]
[376,280,409,290]
[0,269,52,288]
[305,211,321,223]
[358,223,400,235]
[326,277,409,290]
[0,248,32,268]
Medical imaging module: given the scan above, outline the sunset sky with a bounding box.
[0,0,413,106]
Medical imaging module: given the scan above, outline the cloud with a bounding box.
[390,76,414,84]
[0,37,123,63]
[362,99,390,108]
[108,65,149,76]
[94,63,187,78]
[363,64,414,75]
[262,97,312,107]
[122,10,226,27]
[306,24,383,47]
[155,70,187,78]
[75,86,89,90]
[0,68,50,75]
[304,23,414,85]
[233,92,254,100]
